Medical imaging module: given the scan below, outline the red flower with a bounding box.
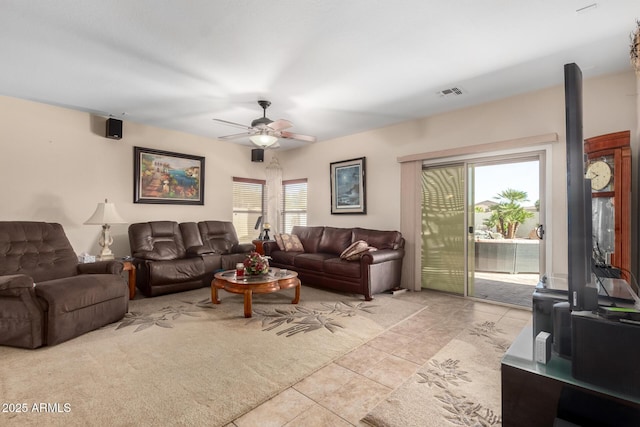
[244,251,269,275]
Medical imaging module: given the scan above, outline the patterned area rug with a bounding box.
[362,320,520,426]
[0,285,426,427]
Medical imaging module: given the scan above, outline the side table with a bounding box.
[122,261,136,300]
[252,239,274,256]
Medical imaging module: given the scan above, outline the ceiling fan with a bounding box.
[213,100,316,148]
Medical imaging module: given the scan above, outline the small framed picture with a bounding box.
[330,157,366,214]
[134,146,205,205]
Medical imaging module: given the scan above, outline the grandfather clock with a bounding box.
[583,130,631,281]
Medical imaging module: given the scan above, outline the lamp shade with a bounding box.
[250,133,278,147]
[84,199,126,225]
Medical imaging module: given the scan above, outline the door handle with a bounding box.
[536,224,544,240]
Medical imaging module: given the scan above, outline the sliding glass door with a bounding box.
[421,164,468,294]
[421,153,545,306]
[469,157,543,306]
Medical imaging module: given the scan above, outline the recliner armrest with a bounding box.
[132,251,178,261]
[77,260,124,275]
[186,245,215,256]
[231,243,256,254]
[0,274,34,291]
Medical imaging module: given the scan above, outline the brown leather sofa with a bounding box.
[264,226,405,300]
[128,220,254,297]
[0,222,128,349]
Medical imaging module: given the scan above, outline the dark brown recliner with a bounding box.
[0,222,128,349]
[128,221,208,297]
[197,220,255,269]
[128,220,256,297]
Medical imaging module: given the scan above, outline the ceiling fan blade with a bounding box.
[212,118,252,130]
[219,132,254,140]
[268,119,292,131]
[280,131,317,143]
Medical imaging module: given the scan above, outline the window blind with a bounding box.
[233,177,265,243]
[282,179,307,234]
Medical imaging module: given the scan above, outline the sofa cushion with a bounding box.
[291,226,324,253]
[197,221,241,254]
[221,253,248,270]
[293,253,334,272]
[269,250,300,266]
[208,239,234,254]
[35,275,126,314]
[129,221,186,260]
[323,258,361,278]
[353,228,403,250]
[318,227,353,254]
[0,222,79,283]
[146,258,206,286]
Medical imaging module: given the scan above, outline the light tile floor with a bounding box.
[228,289,532,427]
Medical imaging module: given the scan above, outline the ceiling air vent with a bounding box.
[436,87,465,98]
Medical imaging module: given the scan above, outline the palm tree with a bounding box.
[483,189,534,239]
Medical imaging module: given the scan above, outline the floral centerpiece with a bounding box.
[243,251,270,276]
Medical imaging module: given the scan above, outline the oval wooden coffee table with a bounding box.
[211,268,300,318]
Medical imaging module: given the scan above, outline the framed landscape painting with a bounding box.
[330,157,366,214]
[134,146,205,205]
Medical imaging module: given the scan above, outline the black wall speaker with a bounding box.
[251,148,264,162]
[106,118,123,140]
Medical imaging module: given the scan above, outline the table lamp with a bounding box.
[84,199,127,260]
[263,223,271,240]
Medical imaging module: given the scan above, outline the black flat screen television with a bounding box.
[564,63,598,312]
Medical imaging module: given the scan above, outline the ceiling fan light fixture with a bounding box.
[250,133,278,147]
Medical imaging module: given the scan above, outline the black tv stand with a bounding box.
[502,326,640,426]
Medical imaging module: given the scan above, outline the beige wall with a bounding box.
[0,96,265,257]
[278,70,638,278]
[1,69,637,280]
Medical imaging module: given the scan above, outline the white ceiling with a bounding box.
[1,1,638,150]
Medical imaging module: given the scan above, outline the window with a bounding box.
[232,177,265,243]
[282,179,307,234]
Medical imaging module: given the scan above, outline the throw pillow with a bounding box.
[340,240,369,260]
[274,233,285,251]
[282,234,304,252]
[273,233,284,251]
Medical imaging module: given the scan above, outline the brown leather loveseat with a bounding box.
[264,226,405,300]
[0,222,128,349]
[128,220,254,297]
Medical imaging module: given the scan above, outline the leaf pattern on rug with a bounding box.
[113,300,214,332]
[113,297,372,336]
[114,311,175,332]
[320,301,378,316]
[251,300,375,337]
[435,389,501,426]
[181,297,216,309]
[468,321,510,352]
[413,321,508,426]
[416,358,472,389]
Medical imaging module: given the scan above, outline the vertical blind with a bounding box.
[282,179,307,234]
[232,177,266,243]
